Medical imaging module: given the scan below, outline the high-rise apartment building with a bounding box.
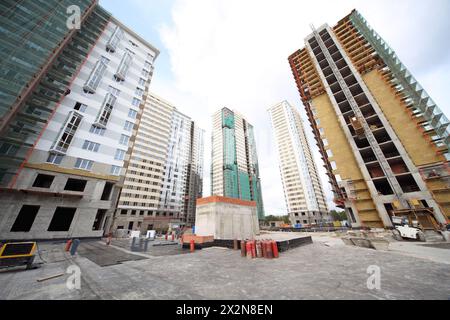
[113,93,204,232]
[288,10,449,228]
[268,101,329,225]
[0,0,159,240]
[211,108,265,220]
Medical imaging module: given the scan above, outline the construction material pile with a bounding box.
[238,239,279,259]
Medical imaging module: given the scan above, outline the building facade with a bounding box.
[211,108,265,220]
[288,10,449,228]
[0,0,159,240]
[112,93,204,232]
[268,101,329,225]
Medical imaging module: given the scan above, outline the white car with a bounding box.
[393,225,425,241]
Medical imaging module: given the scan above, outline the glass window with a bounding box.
[111,165,121,176]
[0,142,19,156]
[124,121,133,132]
[141,69,149,78]
[326,149,333,157]
[106,26,124,53]
[135,88,144,98]
[50,111,83,154]
[84,57,109,93]
[46,153,64,165]
[119,134,130,146]
[138,78,146,87]
[115,149,126,161]
[89,125,106,136]
[115,51,133,81]
[330,161,337,170]
[132,98,141,107]
[108,86,121,97]
[75,158,93,170]
[143,61,152,70]
[82,140,100,152]
[128,109,138,119]
[94,93,117,127]
[74,102,87,112]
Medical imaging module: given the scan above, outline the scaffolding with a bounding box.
[350,10,450,159]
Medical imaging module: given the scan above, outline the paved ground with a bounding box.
[0,235,449,300]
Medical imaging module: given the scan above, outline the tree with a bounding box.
[330,210,347,221]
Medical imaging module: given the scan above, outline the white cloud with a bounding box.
[149,0,450,215]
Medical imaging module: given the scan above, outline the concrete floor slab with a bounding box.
[0,239,449,300]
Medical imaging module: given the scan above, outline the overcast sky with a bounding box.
[101,0,450,215]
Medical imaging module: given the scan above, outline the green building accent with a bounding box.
[217,108,265,220]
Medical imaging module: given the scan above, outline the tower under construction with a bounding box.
[288,10,449,229]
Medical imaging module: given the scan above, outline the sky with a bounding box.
[100,0,450,216]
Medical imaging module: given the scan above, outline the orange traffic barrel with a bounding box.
[190,239,195,252]
[240,240,246,257]
[246,241,253,259]
[272,240,279,258]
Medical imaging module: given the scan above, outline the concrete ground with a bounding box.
[0,234,449,300]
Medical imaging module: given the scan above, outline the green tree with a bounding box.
[330,210,347,221]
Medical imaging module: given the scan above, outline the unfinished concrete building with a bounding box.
[288,10,449,229]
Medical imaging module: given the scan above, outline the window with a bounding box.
[319,128,325,135]
[101,182,114,200]
[82,140,100,152]
[115,51,133,81]
[111,165,121,176]
[132,98,141,107]
[64,178,87,192]
[108,86,121,97]
[106,26,124,53]
[119,134,130,146]
[50,111,83,154]
[33,174,54,188]
[84,56,109,93]
[135,88,144,97]
[74,102,87,112]
[115,149,126,161]
[141,69,149,78]
[120,209,127,215]
[322,138,329,146]
[94,93,116,127]
[75,158,93,170]
[128,109,138,119]
[124,121,134,132]
[138,78,146,87]
[11,205,40,232]
[46,153,64,165]
[326,149,334,157]
[144,61,152,70]
[330,161,337,170]
[0,142,19,156]
[89,125,106,136]
[47,207,76,232]
[92,209,106,231]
